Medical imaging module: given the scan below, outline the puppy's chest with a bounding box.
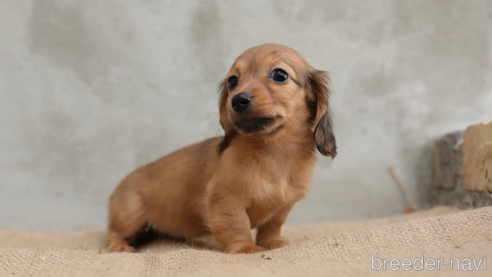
[246,166,308,220]
[246,177,301,228]
[240,152,313,227]
[246,156,310,200]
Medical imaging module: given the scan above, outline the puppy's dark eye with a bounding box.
[270,69,289,83]
[228,76,239,91]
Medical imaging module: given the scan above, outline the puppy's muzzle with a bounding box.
[231,92,252,113]
[231,92,280,134]
[234,117,277,134]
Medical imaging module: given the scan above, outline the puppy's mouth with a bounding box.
[233,116,283,135]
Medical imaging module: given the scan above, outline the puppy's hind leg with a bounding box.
[107,184,146,253]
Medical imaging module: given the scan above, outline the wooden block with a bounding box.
[432,131,463,190]
[463,121,492,192]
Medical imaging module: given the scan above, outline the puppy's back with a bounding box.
[109,136,222,241]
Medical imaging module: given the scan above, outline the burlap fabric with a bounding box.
[1,206,491,276]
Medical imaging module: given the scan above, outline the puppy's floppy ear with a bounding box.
[217,79,236,153]
[307,70,337,158]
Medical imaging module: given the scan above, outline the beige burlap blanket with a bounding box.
[1,206,491,276]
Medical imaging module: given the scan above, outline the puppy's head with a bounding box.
[218,44,336,158]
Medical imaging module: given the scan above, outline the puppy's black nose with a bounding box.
[231,92,252,112]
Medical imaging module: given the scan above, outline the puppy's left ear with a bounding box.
[307,70,337,158]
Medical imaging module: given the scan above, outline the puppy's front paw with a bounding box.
[228,244,266,254]
[108,240,135,253]
[257,237,289,250]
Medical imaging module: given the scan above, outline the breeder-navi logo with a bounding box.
[371,255,487,271]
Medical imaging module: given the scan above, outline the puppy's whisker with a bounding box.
[205,64,229,83]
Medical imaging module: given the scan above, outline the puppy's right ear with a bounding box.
[217,79,236,153]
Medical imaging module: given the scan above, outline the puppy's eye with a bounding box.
[270,69,289,83]
[228,76,239,91]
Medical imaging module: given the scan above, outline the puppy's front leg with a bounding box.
[256,205,293,249]
[208,193,264,254]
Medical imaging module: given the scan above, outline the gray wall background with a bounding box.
[1,0,491,231]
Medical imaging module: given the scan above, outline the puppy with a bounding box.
[107,44,336,254]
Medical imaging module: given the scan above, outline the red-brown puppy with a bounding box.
[108,44,336,254]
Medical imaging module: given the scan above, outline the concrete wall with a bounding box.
[1,0,491,231]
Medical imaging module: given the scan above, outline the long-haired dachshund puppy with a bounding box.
[107,44,336,254]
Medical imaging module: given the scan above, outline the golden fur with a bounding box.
[107,44,336,254]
